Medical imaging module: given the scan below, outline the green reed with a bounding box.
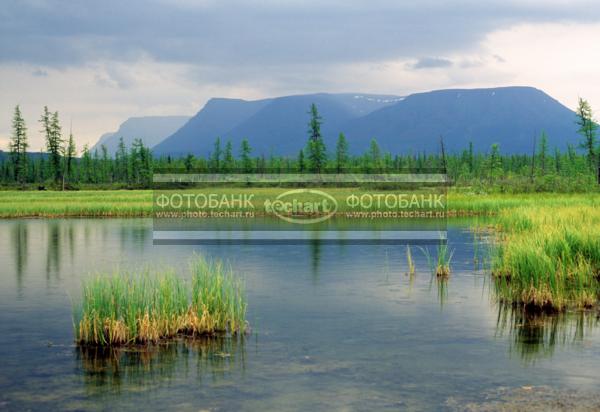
[420,242,454,278]
[73,257,247,346]
[489,206,600,311]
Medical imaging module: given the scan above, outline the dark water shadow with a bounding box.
[76,336,246,392]
[495,304,600,364]
[11,221,28,296]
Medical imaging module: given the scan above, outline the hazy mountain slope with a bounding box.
[92,116,190,155]
[152,98,272,156]
[94,132,115,148]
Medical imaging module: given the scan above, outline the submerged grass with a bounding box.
[489,205,600,311]
[405,245,415,276]
[73,257,247,346]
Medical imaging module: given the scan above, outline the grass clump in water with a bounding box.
[73,257,247,346]
[420,242,454,278]
[490,206,600,311]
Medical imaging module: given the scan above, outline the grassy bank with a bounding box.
[0,190,153,217]
[489,205,600,311]
[448,192,600,215]
[73,257,247,346]
[2,189,600,218]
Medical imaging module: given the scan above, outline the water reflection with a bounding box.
[434,277,448,308]
[495,304,600,363]
[77,336,246,391]
[5,219,159,280]
[46,221,61,279]
[11,222,28,294]
[5,219,600,410]
[120,223,151,253]
[67,224,75,264]
[310,237,321,281]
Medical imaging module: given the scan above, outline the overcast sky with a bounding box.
[2,0,600,151]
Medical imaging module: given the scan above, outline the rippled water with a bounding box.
[1,219,599,411]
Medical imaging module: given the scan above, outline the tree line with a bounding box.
[2,100,599,192]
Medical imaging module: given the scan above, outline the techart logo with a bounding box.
[264,189,338,224]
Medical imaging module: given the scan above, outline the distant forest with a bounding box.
[2,100,599,192]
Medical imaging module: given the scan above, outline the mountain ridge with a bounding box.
[152,93,403,157]
[98,87,581,157]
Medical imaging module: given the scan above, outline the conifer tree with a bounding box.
[306,104,326,173]
[63,130,76,187]
[297,149,305,172]
[575,98,598,171]
[40,106,64,183]
[223,140,234,172]
[9,105,28,184]
[240,139,253,173]
[210,137,222,172]
[335,132,348,173]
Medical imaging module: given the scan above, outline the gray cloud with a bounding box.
[409,57,453,70]
[1,0,600,73]
[493,54,507,63]
[2,0,600,149]
[31,68,48,77]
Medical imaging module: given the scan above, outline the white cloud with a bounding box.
[480,22,600,111]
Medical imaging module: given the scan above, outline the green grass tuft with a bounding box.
[489,206,600,311]
[73,257,247,346]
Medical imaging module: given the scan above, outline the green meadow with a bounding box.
[0,190,153,217]
[2,188,599,217]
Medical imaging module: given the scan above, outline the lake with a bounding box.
[1,219,600,411]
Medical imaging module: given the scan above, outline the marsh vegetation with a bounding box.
[489,205,600,311]
[73,257,247,346]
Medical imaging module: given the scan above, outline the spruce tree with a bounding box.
[368,138,382,172]
[9,105,28,184]
[240,139,253,173]
[100,145,110,183]
[538,131,548,175]
[306,104,326,173]
[488,143,502,181]
[63,130,76,187]
[42,109,64,183]
[210,137,222,172]
[298,149,305,172]
[335,132,348,173]
[80,145,92,183]
[115,137,128,182]
[223,140,234,172]
[575,98,598,171]
[184,153,195,172]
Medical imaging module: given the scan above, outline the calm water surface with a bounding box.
[1,219,599,411]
